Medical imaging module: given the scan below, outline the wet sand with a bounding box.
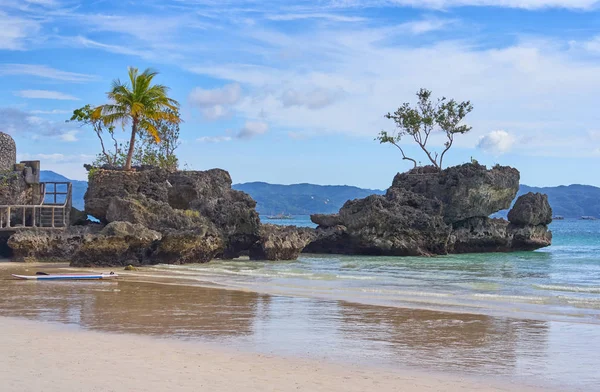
[0,317,541,392]
[0,262,595,391]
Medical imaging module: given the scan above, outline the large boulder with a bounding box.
[150,229,224,264]
[310,214,342,228]
[508,193,553,226]
[305,188,451,256]
[70,221,161,267]
[249,224,316,261]
[391,163,520,223]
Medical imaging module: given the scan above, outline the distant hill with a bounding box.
[232,182,385,215]
[40,171,87,210]
[39,171,600,218]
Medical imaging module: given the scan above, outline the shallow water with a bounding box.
[147,219,600,323]
[0,275,598,391]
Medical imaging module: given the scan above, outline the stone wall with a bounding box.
[0,132,16,172]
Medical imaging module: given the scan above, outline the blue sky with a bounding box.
[1,0,600,188]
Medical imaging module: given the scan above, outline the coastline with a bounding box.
[0,316,543,392]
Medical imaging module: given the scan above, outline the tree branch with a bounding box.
[391,142,417,168]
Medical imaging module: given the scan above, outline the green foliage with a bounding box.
[94,67,181,170]
[377,88,474,170]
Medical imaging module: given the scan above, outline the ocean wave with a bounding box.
[534,284,600,294]
[472,293,547,303]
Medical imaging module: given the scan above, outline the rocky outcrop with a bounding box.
[508,193,552,226]
[392,163,519,224]
[249,224,316,261]
[84,167,260,261]
[70,222,162,267]
[306,163,551,256]
[306,188,451,256]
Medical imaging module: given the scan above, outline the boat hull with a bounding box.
[12,274,118,281]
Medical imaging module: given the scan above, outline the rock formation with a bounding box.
[0,132,16,171]
[249,224,316,260]
[306,163,552,256]
[84,167,260,260]
[5,162,552,265]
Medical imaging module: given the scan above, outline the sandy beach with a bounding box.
[0,316,542,392]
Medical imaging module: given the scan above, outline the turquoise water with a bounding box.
[153,219,600,323]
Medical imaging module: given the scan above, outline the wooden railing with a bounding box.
[0,182,72,231]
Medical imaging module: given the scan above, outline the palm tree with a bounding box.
[94,67,180,170]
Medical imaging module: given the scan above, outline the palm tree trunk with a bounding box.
[125,119,138,170]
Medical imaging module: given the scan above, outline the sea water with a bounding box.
[152,218,600,323]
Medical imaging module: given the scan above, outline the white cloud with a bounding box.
[197,136,233,143]
[0,107,72,137]
[0,11,40,50]
[237,121,268,139]
[337,0,599,10]
[14,90,79,101]
[477,130,516,154]
[281,88,342,109]
[399,17,455,34]
[189,84,242,120]
[267,13,366,22]
[0,64,97,82]
[17,153,95,164]
[59,130,78,142]
[29,109,72,115]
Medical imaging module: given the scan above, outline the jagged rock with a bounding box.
[392,163,520,223]
[151,230,224,264]
[449,217,511,253]
[249,224,316,261]
[7,226,101,262]
[305,188,450,256]
[508,193,553,226]
[310,214,342,228]
[106,195,217,233]
[85,167,260,259]
[70,222,161,267]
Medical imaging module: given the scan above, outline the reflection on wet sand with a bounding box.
[0,266,598,390]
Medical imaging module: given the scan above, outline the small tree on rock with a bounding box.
[376,88,473,170]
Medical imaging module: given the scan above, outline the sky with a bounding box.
[1,0,600,189]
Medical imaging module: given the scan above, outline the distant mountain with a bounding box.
[39,171,600,218]
[232,182,385,215]
[40,171,87,210]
